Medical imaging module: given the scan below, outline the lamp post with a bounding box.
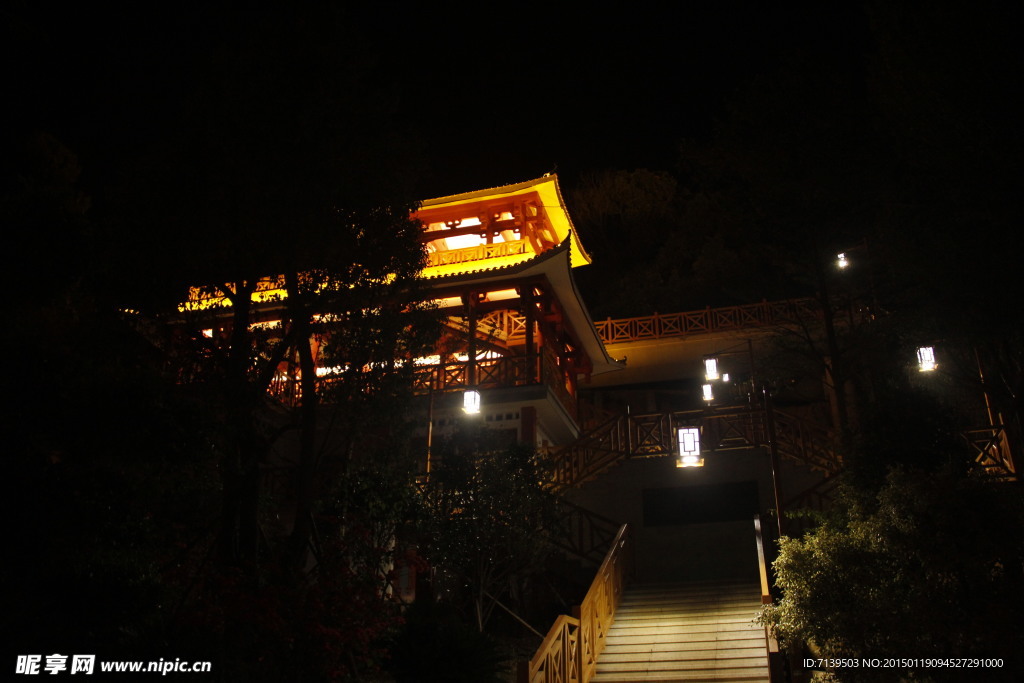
[700,341,784,536]
[835,238,880,320]
[762,386,785,538]
[702,339,758,406]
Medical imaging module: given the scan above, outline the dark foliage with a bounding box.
[762,469,1024,683]
[421,428,559,634]
[388,600,507,683]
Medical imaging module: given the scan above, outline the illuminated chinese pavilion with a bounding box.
[179,175,620,454]
[411,175,620,449]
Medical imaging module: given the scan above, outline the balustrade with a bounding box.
[526,524,631,683]
[550,406,844,490]
[962,425,1016,479]
[594,298,821,344]
[411,355,536,394]
[425,239,530,268]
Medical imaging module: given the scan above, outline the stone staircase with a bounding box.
[592,580,770,682]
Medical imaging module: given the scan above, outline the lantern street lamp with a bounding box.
[702,342,755,405]
[704,357,720,381]
[916,346,937,372]
[836,251,850,269]
[463,388,482,414]
[677,427,703,467]
[698,343,784,536]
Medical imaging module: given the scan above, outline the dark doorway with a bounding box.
[642,481,759,526]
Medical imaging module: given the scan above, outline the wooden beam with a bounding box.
[418,219,521,243]
[426,276,549,303]
[435,298,523,315]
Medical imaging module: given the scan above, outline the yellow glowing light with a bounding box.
[421,251,536,279]
[677,427,704,467]
[441,233,485,250]
[452,351,504,362]
[418,176,593,269]
[704,358,719,381]
[917,346,937,372]
[463,389,481,414]
[702,383,714,402]
[316,365,348,377]
[837,252,849,269]
[486,288,519,302]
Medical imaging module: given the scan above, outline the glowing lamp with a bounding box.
[704,357,719,381]
[702,384,714,402]
[463,389,481,414]
[837,252,849,269]
[677,427,703,467]
[916,346,937,372]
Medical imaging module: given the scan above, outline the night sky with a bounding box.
[5,2,870,199]
[6,1,1019,316]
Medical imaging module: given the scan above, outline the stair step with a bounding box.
[623,581,757,595]
[595,580,770,683]
[605,633,766,652]
[610,619,762,631]
[593,671,770,679]
[619,595,761,609]
[598,656,768,671]
[616,604,762,619]
[601,646,768,662]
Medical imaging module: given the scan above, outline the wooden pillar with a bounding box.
[466,291,477,386]
[522,285,537,384]
[566,353,580,396]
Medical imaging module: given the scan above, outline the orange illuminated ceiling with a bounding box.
[416,175,592,280]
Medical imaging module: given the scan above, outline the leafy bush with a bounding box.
[760,469,1024,682]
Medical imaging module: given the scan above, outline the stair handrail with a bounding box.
[547,499,623,566]
[754,515,773,607]
[755,515,781,682]
[523,523,632,683]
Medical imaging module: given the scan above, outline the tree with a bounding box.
[95,6,443,678]
[421,429,559,634]
[127,4,433,574]
[760,469,1024,682]
[568,167,783,317]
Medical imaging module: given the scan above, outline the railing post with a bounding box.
[763,390,785,538]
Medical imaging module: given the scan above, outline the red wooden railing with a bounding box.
[594,298,821,344]
[407,350,578,417]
